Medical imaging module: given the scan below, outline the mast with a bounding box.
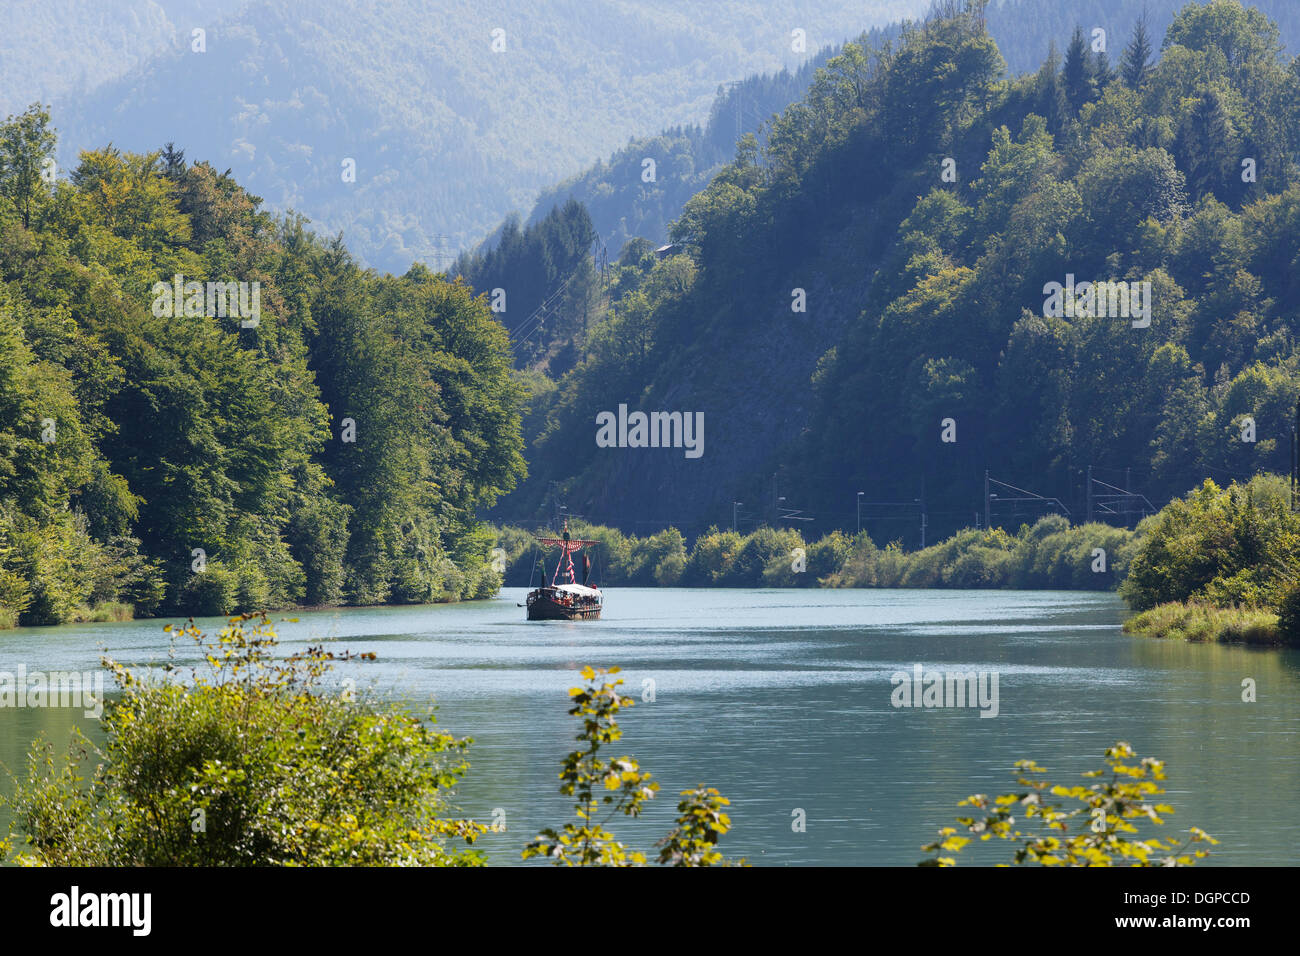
[536,519,599,588]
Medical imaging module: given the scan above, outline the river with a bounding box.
[2,587,1297,866]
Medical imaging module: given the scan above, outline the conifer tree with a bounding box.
[1120,13,1153,90]
[1062,26,1096,114]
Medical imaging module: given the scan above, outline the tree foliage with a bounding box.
[0,108,525,626]
[920,741,1217,866]
[501,1,1300,547]
[523,666,744,867]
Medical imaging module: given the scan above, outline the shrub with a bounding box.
[1276,579,1300,646]
[523,666,744,867]
[653,550,685,586]
[920,742,1217,867]
[1121,475,1300,611]
[177,562,240,616]
[2,614,485,866]
[0,510,87,624]
[680,527,743,586]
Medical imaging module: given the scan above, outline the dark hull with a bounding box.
[526,590,602,621]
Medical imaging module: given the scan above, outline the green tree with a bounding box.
[1063,26,1097,114]
[0,104,56,228]
[1120,13,1154,89]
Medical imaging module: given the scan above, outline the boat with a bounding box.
[526,521,603,620]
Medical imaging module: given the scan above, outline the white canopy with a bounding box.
[554,583,601,598]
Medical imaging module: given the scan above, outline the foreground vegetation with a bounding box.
[920,741,1217,867]
[523,666,744,867]
[0,621,1206,868]
[1,619,742,867]
[2,614,488,866]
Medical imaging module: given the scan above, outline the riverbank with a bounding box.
[497,516,1136,592]
[1123,601,1286,646]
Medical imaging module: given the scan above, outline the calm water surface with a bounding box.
[2,588,1297,866]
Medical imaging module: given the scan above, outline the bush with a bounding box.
[719,527,802,586]
[680,527,743,586]
[1276,579,1300,646]
[0,565,30,626]
[3,511,96,625]
[653,550,685,586]
[2,614,485,866]
[523,666,744,867]
[627,528,687,585]
[235,563,272,612]
[177,562,240,616]
[1121,475,1300,611]
[463,560,502,600]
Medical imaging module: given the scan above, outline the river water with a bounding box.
[2,587,1297,866]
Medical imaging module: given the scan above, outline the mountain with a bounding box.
[511,0,1300,260]
[496,0,1300,546]
[4,0,928,273]
[0,0,248,115]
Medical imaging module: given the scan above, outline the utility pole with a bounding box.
[983,469,990,530]
[1086,464,1093,524]
[919,477,926,549]
[857,491,864,535]
[1125,467,1132,524]
[733,501,743,533]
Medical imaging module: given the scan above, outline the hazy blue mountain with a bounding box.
[0,0,248,114]
[4,0,927,272]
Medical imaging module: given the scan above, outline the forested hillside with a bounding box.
[453,200,601,376]
[984,0,1300,74]
[0,114,524,627]
[0,0,248,115]
[499,0,1300,543]
[507,0,1300,261]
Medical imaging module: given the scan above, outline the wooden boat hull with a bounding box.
[526,589,602,621]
